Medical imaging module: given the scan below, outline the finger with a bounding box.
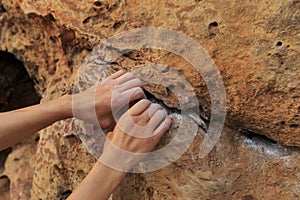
[148,110,167,131]
[152,116,172,138]
[128,99,151,116]
[140,103,162,122]
[122,87,146,103]
[148,104,162,118]
[118,78,143,92]
[111,70,126,79]
[116,72,135,84]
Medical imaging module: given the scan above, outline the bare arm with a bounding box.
[0,70,145,151]
[0,95,72,150]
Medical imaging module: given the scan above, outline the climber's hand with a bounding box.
[99,99,172,171]
[72,70,146,130]
[68,100,171,199]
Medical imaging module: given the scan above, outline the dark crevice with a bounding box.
[0,51,41,112]
[238,127,300,152]
[290,124,298,128]
[276,41,283,46]
[208,21,219,38]
[143,89,209,131]
[143,89,181,114]
[208,21,219,29]
[112,20,125,29]
[0,1,6,13]
[93,1,102,7]
[230,126,300,151]
[0,148,12,174]
[243,195,254,200]
[57,190,72,200]
[239,128,277,144]
[82,16,91,24]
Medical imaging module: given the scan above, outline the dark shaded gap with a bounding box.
[57,190,72,200]
[239,128,277,144]
[0,148,12,174]
[0,0,6,13]
[0,51,41,112]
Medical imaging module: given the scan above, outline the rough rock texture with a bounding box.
[0,0,299,199]
[0,51,40,200]
[115,127,300,199]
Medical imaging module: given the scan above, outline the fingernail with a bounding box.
[160,110,167,116]
[141,99,150,104]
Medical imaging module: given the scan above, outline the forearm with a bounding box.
[0,95,72,150]
[68,161,125,200]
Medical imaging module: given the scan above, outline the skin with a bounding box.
[69,100,171,200]
[0,70,171,199]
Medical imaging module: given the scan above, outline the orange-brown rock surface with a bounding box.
[0,0,299,199]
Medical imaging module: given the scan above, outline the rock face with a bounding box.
[0,0,299,199]
[114,127,300,199]
[0,51,40,200]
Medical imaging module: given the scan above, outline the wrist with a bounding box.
[55,95,73,119]
[94,161,126,185]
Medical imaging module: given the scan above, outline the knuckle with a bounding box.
[134,87,144,96]
[126,72,135,78]
[135,87,143,93]
[135,78,143,85]
[158,109,165,116]
[154,104,162,110]
[130,114,141,123]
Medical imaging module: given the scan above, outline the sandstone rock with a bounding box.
[0,0,299,199]
[1,136,38,200]
[114,126,300,200]
[0,176,10,200]
[0,0,299,146]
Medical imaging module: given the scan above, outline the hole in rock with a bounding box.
[57,190,72,200]
[35,135,40,142]
[290,124,298,128]
[0,3,6,13]
[112,21,124,29]
[276,41,283,46]
[208,21,219,29]
[146,187,154,197]
[243,195,254,200]
[82,17,91,24]
[280,121,286,125]
[239,128,277,144]
[208,21,219,38]
[93,1,102,7]
[76,169,84,177]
